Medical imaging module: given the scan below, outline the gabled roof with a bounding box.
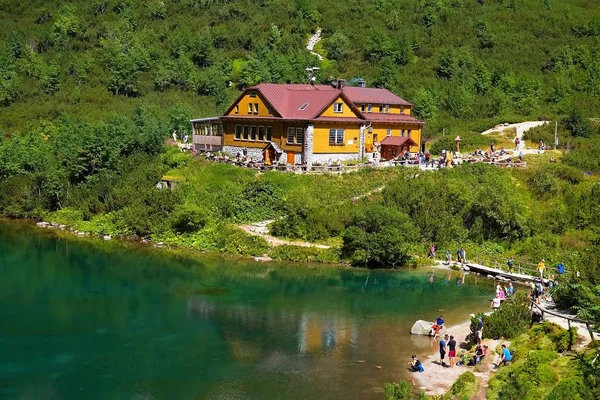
[343,87,412,106]
[224,83,417,121]
[380,136,417,146]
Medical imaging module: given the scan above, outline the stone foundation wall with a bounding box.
[312,153,362,164]
[222,145,265,161]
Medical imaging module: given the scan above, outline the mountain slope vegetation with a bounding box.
[0,0,600,135]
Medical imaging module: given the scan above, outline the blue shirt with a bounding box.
[440,340,446,351]
[502,347,512,361]
[436,317,445,326]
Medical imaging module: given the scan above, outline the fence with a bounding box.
[530,300,598,342]
[434,252,570,277]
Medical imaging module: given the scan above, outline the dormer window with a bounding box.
[248,104,253,114]
[333,102,343,113]
[250,91,257,98]
[401,106,405,114]
[299,102,309,111]
[385,105,390,113]
[367,104,372,113]
[361,104,365,112]
[379,105,383,113]
[253,103,259,114]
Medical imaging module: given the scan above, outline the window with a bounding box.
[386,129,392,137]
[333,102,343,113]
[361,104,365,112]
[401,106,405,114]
[258,126,265,141]
[250,91,257,98]
[253,103,259,114]
[367,104,372,113]
[299,103,309,111]
[235,125,242,140]
[250,126,257,141]
[266,126,272,142]
[407,129,412,136]
[379,105,383,113]
[296,127,304,144]
[243,126,249,140]
[385,105,390,113]
[287,127,295,144]
[268,106,273,114]
[248,104,253,114]
[401,129,405,137]
[235,105,239,114]
[329,129,345,145]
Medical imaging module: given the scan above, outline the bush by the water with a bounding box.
[468,292,531,343]
[269,245,341,264]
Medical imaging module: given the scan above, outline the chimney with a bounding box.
[337,79,345,90]
[358,79,366,88]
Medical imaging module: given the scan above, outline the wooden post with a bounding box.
[586,323,595,342]
[567,319,571,331]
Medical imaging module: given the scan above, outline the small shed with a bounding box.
[380,136,417,160]
[157,175,182,190]
[263,141,283,165]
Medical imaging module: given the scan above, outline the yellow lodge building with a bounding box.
[191,80,424,166]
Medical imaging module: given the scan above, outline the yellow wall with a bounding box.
[319,96,358,118]
[357,104,412,115]
[369,124,422,152]
[222,120,304,153]
[228,91,275,117]
[313,123,361,154]
[222,119,421,155]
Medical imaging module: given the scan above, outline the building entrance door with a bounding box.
[286,152,295,165]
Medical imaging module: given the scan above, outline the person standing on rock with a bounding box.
[448,335,457,368]
[439,334,448,367]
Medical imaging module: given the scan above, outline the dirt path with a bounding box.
[237,220,330,249]
[306,29,324,60]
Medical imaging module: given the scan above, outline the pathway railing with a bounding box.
[530,300,598,342]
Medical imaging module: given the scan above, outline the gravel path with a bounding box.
[306,29,324,60]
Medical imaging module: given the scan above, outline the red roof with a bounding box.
[224,83,420,123]
[364,113,424,124]
[380,136,416,146]
[343,86,412,106]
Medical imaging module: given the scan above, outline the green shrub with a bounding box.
[341,204,418,268]
[269,245,341,264]
[468,292,531,342]
[450,371,477,400]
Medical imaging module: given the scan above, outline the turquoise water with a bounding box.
[0,222,491,399]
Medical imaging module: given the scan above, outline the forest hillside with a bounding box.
[1,0,600,136]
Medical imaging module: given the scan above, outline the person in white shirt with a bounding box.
[491,294,502,310]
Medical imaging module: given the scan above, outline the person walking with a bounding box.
[429,244,436,259]
[457,248,463,264]
[507,255,515,272]
[445,249,452,264]
[172,130,177,142]
[476,316,484,342]
[537,258,546,280]
[439,334,448,367]
[448,335,457,368]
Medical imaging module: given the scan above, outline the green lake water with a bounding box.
[0,221,493,399]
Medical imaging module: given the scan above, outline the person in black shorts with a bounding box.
[439,334,448,367]
[448,335,457,368]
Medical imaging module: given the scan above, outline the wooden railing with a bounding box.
[530,300,598,341]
